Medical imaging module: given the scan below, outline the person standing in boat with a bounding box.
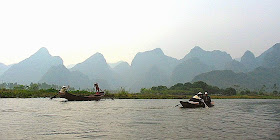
[94,83,100,94]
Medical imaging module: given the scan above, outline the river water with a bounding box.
[0,98,279,140]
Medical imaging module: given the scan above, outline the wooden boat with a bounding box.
[59,92,104,101]
[180,101,214,108]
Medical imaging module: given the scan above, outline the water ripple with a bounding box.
[0,98,279,140]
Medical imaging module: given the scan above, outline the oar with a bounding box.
[50,92,59,99]
[201,99,209,108]
[50,94,57,99]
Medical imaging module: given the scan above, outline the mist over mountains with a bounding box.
[0,43,279,92]
[0,48,63,84]
[0,63,11,76]
[192,43,280,91]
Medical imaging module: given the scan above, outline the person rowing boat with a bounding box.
[202,92,212,107]
[178,92,214,108]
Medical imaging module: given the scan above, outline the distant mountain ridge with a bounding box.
[0,47,63,84]
[71,52,112,80]
[192,43,280,91]
[258,43,280,68]
[0,43,279,92]
[40,65,93,89]
[171,46,234,85]
[181,46,232,70]
[109,61,127,68]
[70,52,119,90]
[192,66,280,91]
[171,58,214,85]
[224,60,247,73]
[240,50,258,71]
[129,48,179,90]
[0,63,11,76]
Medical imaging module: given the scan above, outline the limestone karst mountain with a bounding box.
[240,50,258,71]
[0,47,63,84]
[181,46,233,70]
[70,52,118,90]
[171,58,214,85]
[192,43,280,91]
[0,63,10,76]
[224,60,247,73]
[39,65,93,90]
[1,43,279,92]
[129,48,179,91]
[257,43,280,68]
[170,46,233,84]
[192,66,280,91]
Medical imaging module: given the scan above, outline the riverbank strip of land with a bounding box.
[0,89,279,99]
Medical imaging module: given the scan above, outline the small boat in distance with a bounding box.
[59,91,104,101]
[179,92,214,108]
[180,101,214,108]
[54,85,105,101]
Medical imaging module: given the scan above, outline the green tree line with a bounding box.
[141,81,279,96]
[0,81,279,98]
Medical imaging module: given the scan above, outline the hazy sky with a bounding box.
[0,0,279,66]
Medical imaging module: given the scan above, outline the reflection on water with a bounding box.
[0,99,279,139]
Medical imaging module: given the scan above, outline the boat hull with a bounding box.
[180,101,214,108]
[60,92,103,101]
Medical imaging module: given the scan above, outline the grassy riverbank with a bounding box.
[210,95,280,99]
[0,89,279,99]
[106,93,280,99]
[1,81,279,99]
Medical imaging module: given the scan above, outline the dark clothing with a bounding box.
[203,95,211,105]
[94,84,100,93]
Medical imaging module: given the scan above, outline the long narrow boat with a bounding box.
[59,92,104,101]
[180,101,214,108]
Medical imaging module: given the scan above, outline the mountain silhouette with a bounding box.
[71,53,112,79]
[40,65,93,89]
[181,46,232,70]
[113,61,130,75]
[0,63,10,76]
[225,60,247,73]
[171,58,214,84]
[0,47,63,84]
[192,43,280,91]
[129,48,179,91]
[70,52,118,90]
[169,46,233,84]
[109,61,126,68]
[1,43,279,92]
[192,66,280,91]
[111,61,131,88]
[258,43,280,68]
[240,50,258,71]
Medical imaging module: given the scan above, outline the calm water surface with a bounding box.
[0,98,279,140]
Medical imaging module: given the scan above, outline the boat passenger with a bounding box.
[59,86,68,93]
[198,92,203,98]
[58,86,68,97]
[204,92,211,105]
[94,83,100,94]
[189,92,203,102]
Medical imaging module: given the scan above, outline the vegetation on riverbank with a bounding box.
[0,88,279,99]
[105,93,280,99]
[0,81,279,99]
